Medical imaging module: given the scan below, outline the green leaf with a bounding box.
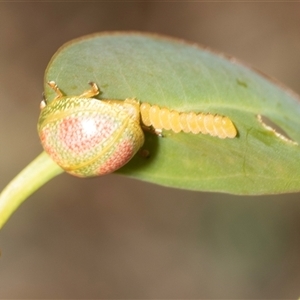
[2,32,300,228]
[44,32,300,194]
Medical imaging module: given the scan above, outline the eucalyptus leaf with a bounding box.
[45,32,300,194]
[1,32,300,229]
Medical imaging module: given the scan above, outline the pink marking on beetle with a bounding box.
[58,116,115,155]
[39,127,62,164]
[99,140,134,174]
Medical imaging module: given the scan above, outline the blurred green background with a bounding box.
[0,2,300,298]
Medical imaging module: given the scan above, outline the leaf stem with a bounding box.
[0,151,63,229]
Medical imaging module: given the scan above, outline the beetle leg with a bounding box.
[78,82,100,98]
[47,81,64,100]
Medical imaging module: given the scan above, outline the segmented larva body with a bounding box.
[140,103,237,139]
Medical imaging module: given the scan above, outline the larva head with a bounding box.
[37,89,144,177]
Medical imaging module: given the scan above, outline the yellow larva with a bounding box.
[139,102,237,139]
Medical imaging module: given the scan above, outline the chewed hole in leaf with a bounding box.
[257,115,297,145]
